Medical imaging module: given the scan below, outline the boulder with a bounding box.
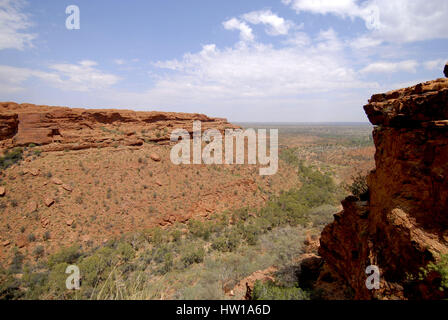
[62,184,72,192]
[0,187,5,197]
[44,197,55,207]
[444,62,448,78]
[41,217,50,228]
[150,153,161,162]
[51,178,63,185]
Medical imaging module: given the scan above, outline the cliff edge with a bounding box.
[316,78,448,299]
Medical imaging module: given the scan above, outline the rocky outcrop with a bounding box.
[316,78,448,300]
[0,102,239,152]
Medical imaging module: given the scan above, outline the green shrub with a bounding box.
[0,148,23,171]
[27,233,36,242]
[171,229,183,242]
[145,227,166,245]
[156,252,173,275]
[188,219,212,240]
[47,245,81,267]
[420,254,448,291]
[45,262,71,298]
[345,172,369,200]
[232,207,249,223]
[9,251,24,274]
[78,254,110,287]
[252,280,310,300]
[21,269,48,299]
[33,245,44,259]
[240,224,260,246]
[211,231,241,252]
[43,231,51,241]
[181,247,205,267]
[0,267,23,299]
[117,242,135,261]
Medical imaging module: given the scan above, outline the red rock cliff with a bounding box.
[317,78,448,300]
[0,102,239,152]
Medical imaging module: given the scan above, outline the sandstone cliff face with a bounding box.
[0,102,239,152]
[317,78,448,300]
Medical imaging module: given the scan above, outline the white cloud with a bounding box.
[284,0,448,44]
[284,0,363,17]
[129,29,377,114]
[424,59,446,71]
[0,0,36,50]
[349,35,383,49]
[47,61,120,91]
[360,60,418,74]
[242,10,294,36]
[0,61,120,93]
[223,18,254,42]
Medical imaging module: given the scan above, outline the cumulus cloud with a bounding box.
[283,0,380,30]
[360,60,418,74]
[223,18,254,42]
[0,61,120,93]
[242,10,294,36]
[142,29,376,110]
[283,0,448,44]
[0,0,36,50]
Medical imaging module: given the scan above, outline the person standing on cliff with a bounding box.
[444,62,448,77]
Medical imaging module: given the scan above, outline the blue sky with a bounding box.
[0,0,447,122]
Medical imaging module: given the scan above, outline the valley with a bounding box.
[0,110,374,299]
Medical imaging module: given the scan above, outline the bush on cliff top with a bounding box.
[343,171,369,200]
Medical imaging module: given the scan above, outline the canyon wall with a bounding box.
[317,78,448,299]
[0,102,239,152]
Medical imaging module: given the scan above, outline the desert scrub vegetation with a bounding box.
[0,148,23,171]
[252,280,310,300]
[419,254,448,292]
[279,147,300,167]
[0,162,340,300]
